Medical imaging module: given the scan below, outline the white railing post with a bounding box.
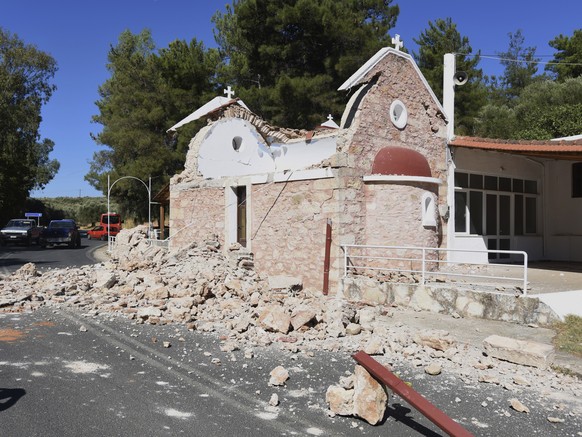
[421,247,426,285]
[344,245,348,278]
[522,251,528,295]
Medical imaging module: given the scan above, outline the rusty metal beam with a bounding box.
[352,351,474,437]
[323,219,332,295]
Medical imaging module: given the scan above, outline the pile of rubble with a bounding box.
[1,226,581,426]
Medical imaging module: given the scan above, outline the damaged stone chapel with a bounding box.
[168,43,449,294]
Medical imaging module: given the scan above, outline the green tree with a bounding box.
[0,28,59,224]
[513,77,582,139]
[546,29,582,81]
[476,77,582,140]
[413,18,486,135]
[87,30,220,221]
[497,30,541,101]
[212,0,399,128]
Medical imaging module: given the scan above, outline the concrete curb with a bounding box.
[87,243,110,263]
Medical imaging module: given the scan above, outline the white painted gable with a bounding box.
[167,96,249,131]
[198,117,337,179]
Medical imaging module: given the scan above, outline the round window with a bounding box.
[389,100,408,129]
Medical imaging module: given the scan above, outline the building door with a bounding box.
[486,193,511,260]
[236,186,247,247]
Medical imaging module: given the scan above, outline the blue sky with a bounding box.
[1,0,579,198]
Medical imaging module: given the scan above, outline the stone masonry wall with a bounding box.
[333,54,448,278]
[250,177,340,291]
[170,184,225,248]
[364,183,440,248]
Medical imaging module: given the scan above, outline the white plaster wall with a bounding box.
[198,118,274,178]
[544,160,582,261]
[544,160,582,236]
[513,236,543,260]
[197,118,337,179]
[546,236,582,261]
[453,148,542,178]
[271,137,337,172]
[449,236,488,263]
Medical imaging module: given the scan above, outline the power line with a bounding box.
[457,53,582,67]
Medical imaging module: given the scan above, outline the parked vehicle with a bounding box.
[87,225,115,241]
[100,213,122,235]
[0,219,43,246]
[40,219,81,248]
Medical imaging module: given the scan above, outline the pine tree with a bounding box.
[87,30,220,220]
[413,18,486,136]
[546,29,582,81]
[212,0,400,128]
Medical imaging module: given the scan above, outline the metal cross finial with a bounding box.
[327,114,334,121]
[392,34,403,51]
[224,86,235,99]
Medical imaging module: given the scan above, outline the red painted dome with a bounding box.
[371,147,432,177]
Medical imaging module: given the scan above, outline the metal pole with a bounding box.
[323,219,332,295]
[353,351,474,437]
[107,174,111,252]
[148,176,152,239]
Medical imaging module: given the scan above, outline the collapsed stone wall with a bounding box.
[1,226,580,426]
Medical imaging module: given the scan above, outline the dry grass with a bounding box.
[553,314,582,357]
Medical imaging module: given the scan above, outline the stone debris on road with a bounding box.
[1,225,581,428]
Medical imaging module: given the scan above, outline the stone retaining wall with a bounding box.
[342,276,561,326]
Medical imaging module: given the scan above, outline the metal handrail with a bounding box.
[342,244,529,294]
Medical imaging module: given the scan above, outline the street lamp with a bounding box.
[107,174,152,251]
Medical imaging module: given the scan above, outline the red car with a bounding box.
[87,225,118,240]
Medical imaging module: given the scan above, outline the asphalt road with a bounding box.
[1,307,580,437]
[0,238,105,275]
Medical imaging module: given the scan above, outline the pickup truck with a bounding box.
[0,219,43,246]
[40,219,81,248]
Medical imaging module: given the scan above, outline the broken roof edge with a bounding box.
[167,96,250,132]
[338,47,447,121]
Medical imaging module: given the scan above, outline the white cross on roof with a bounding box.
[391,34,403,51]
[327,114,334,121]
[224,86,235,99]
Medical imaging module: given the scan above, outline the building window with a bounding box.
[573,162,582,198]
[232,136,243,152]
[389,100,408,129]
[455,171,539,236]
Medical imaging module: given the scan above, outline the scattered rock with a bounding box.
[483,335,555,369]
[269,393,279,407]
[326,365,388,425]
[509,398,530,413]
[326,385,354,416]
[414,331,456,351]
[345,323,362,336]
[269,366,289,386]
[258,305,291,334]
[0,226,580,431]
[424,363,442,376]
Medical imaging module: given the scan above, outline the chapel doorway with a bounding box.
[236,186,247,247]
